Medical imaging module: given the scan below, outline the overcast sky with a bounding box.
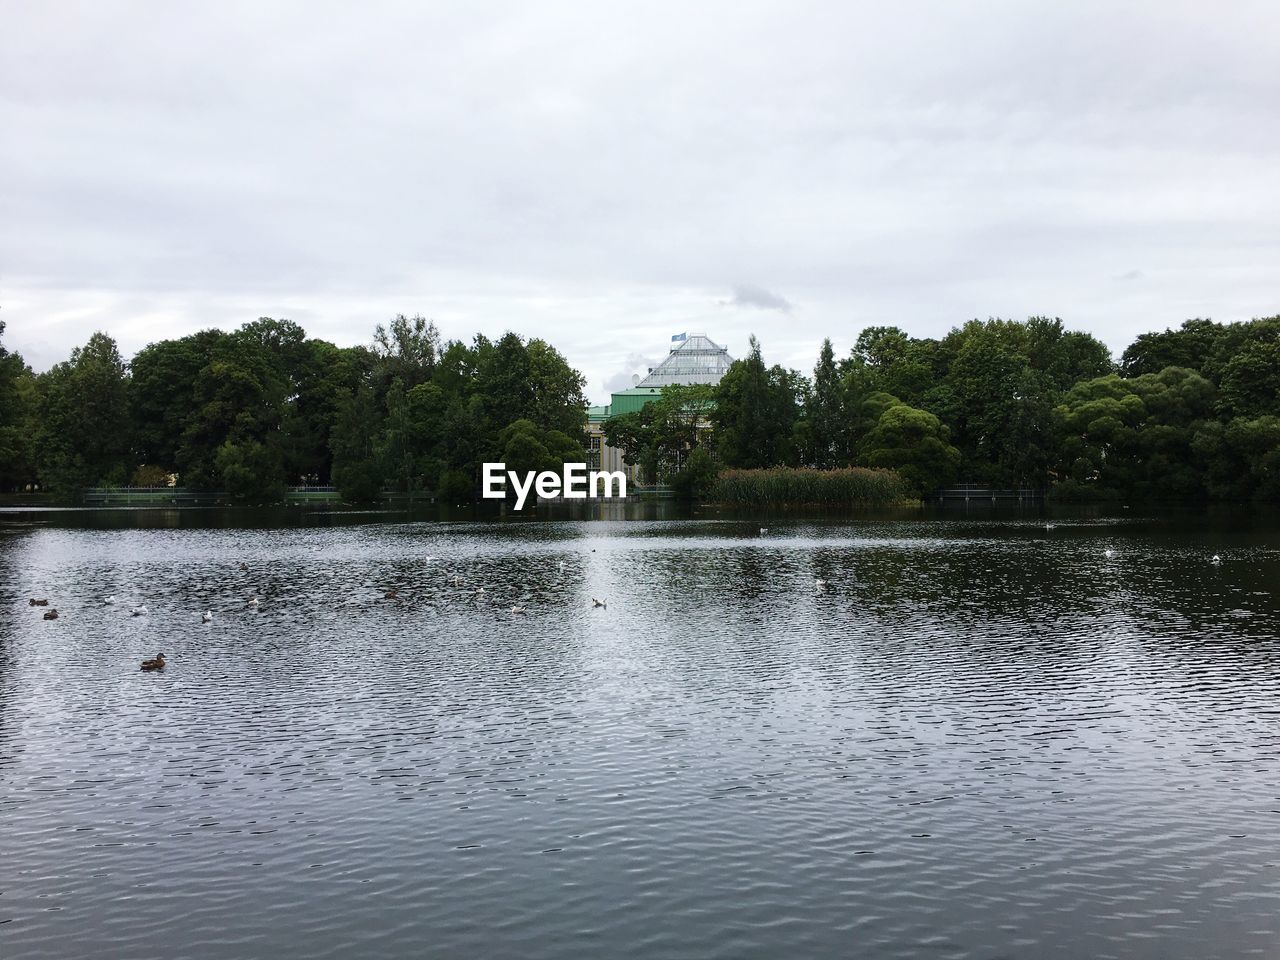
[3,1,1277,402]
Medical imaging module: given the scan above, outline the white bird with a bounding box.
[1211,554,1222,564]
[1104,549,1116,559]
[760,527,769,534]
[511,605,526,615]
[592,598,606,608]
[1044,523,1056,531]
[815,578,828,591]
[558,560,566,572]
[201,610,213,623]
[247,597,260,607]
[130,605,148,616]
[104,595,117,605]
[475,587,485,595]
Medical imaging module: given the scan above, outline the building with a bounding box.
[586,333,734,484]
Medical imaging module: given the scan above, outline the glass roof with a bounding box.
[636,335,734,387]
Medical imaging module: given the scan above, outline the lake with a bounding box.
[3,506,1279,958]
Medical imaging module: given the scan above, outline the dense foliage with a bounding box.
[0,316,587,502]
[4,311,1280,503]
[602,314,1280,501]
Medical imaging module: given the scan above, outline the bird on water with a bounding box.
[140,653,166,672]
[202,610,213,623]
[592,598,607,608]
[43,609,59,620]
[130,605,148,616]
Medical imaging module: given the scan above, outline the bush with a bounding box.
[130,464,173,487]
[708,466,910,505]
[670,447,720,500]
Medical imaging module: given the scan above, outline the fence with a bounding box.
[929,484,1045,504]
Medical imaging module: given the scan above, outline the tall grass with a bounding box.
[709,467,911,505]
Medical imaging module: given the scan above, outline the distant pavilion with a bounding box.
[586,334,734,482]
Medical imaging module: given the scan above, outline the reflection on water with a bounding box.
[2,511,1279,959]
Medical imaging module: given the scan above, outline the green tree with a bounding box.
[858,399,960,495]
[801,338,844,468]
[330,383,384,502]
[0,320,38,491]
[36,332,132,495]
[713,336,800,468]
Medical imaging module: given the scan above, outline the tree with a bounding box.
[859,399,960,495]
[1217,340,1280,419]
[801,338,844,468]
[0,320,38,491]
[373,314,440,391]
[130,329,229,471]
[713,336,800,468]
[36,332,132,495]
[330,384,384,502]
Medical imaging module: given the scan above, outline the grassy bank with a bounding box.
[709,467,912,506]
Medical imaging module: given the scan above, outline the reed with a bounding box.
[708,467,911,505]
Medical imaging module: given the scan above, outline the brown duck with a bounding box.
[43,609,59,620]
[140,653,166,672]
[29,598,49,606]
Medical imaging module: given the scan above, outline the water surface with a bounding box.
[3,510,1279,958]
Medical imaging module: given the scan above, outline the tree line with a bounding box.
[2,312,1278,503]
[0,315,588,502]
[602,314,1280,501]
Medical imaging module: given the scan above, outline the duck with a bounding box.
[511,605,526,615]
[239,562,249,571]
[140,653,166,672]
[43,609,58,620]
[201,610,213,623]
[592,598,607,609]
[384,589,399,600]
[29,598,48,606]
[130,605,148,616]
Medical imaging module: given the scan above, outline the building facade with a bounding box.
[585,334,734,485]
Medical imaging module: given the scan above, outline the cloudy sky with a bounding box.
[3,1,1277,402]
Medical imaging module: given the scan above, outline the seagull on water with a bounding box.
[130,605,148,616]
[592,598,607,609]
[247,597,260,607]
[104,595,117,605]
[760,527,769,535]
[1211,554,1222,564]
[815,578,828,591]
[202,610,213,623]
[1104,549,1116,559]
[511,605,526,615]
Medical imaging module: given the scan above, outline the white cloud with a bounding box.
[2,1,1278,401]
